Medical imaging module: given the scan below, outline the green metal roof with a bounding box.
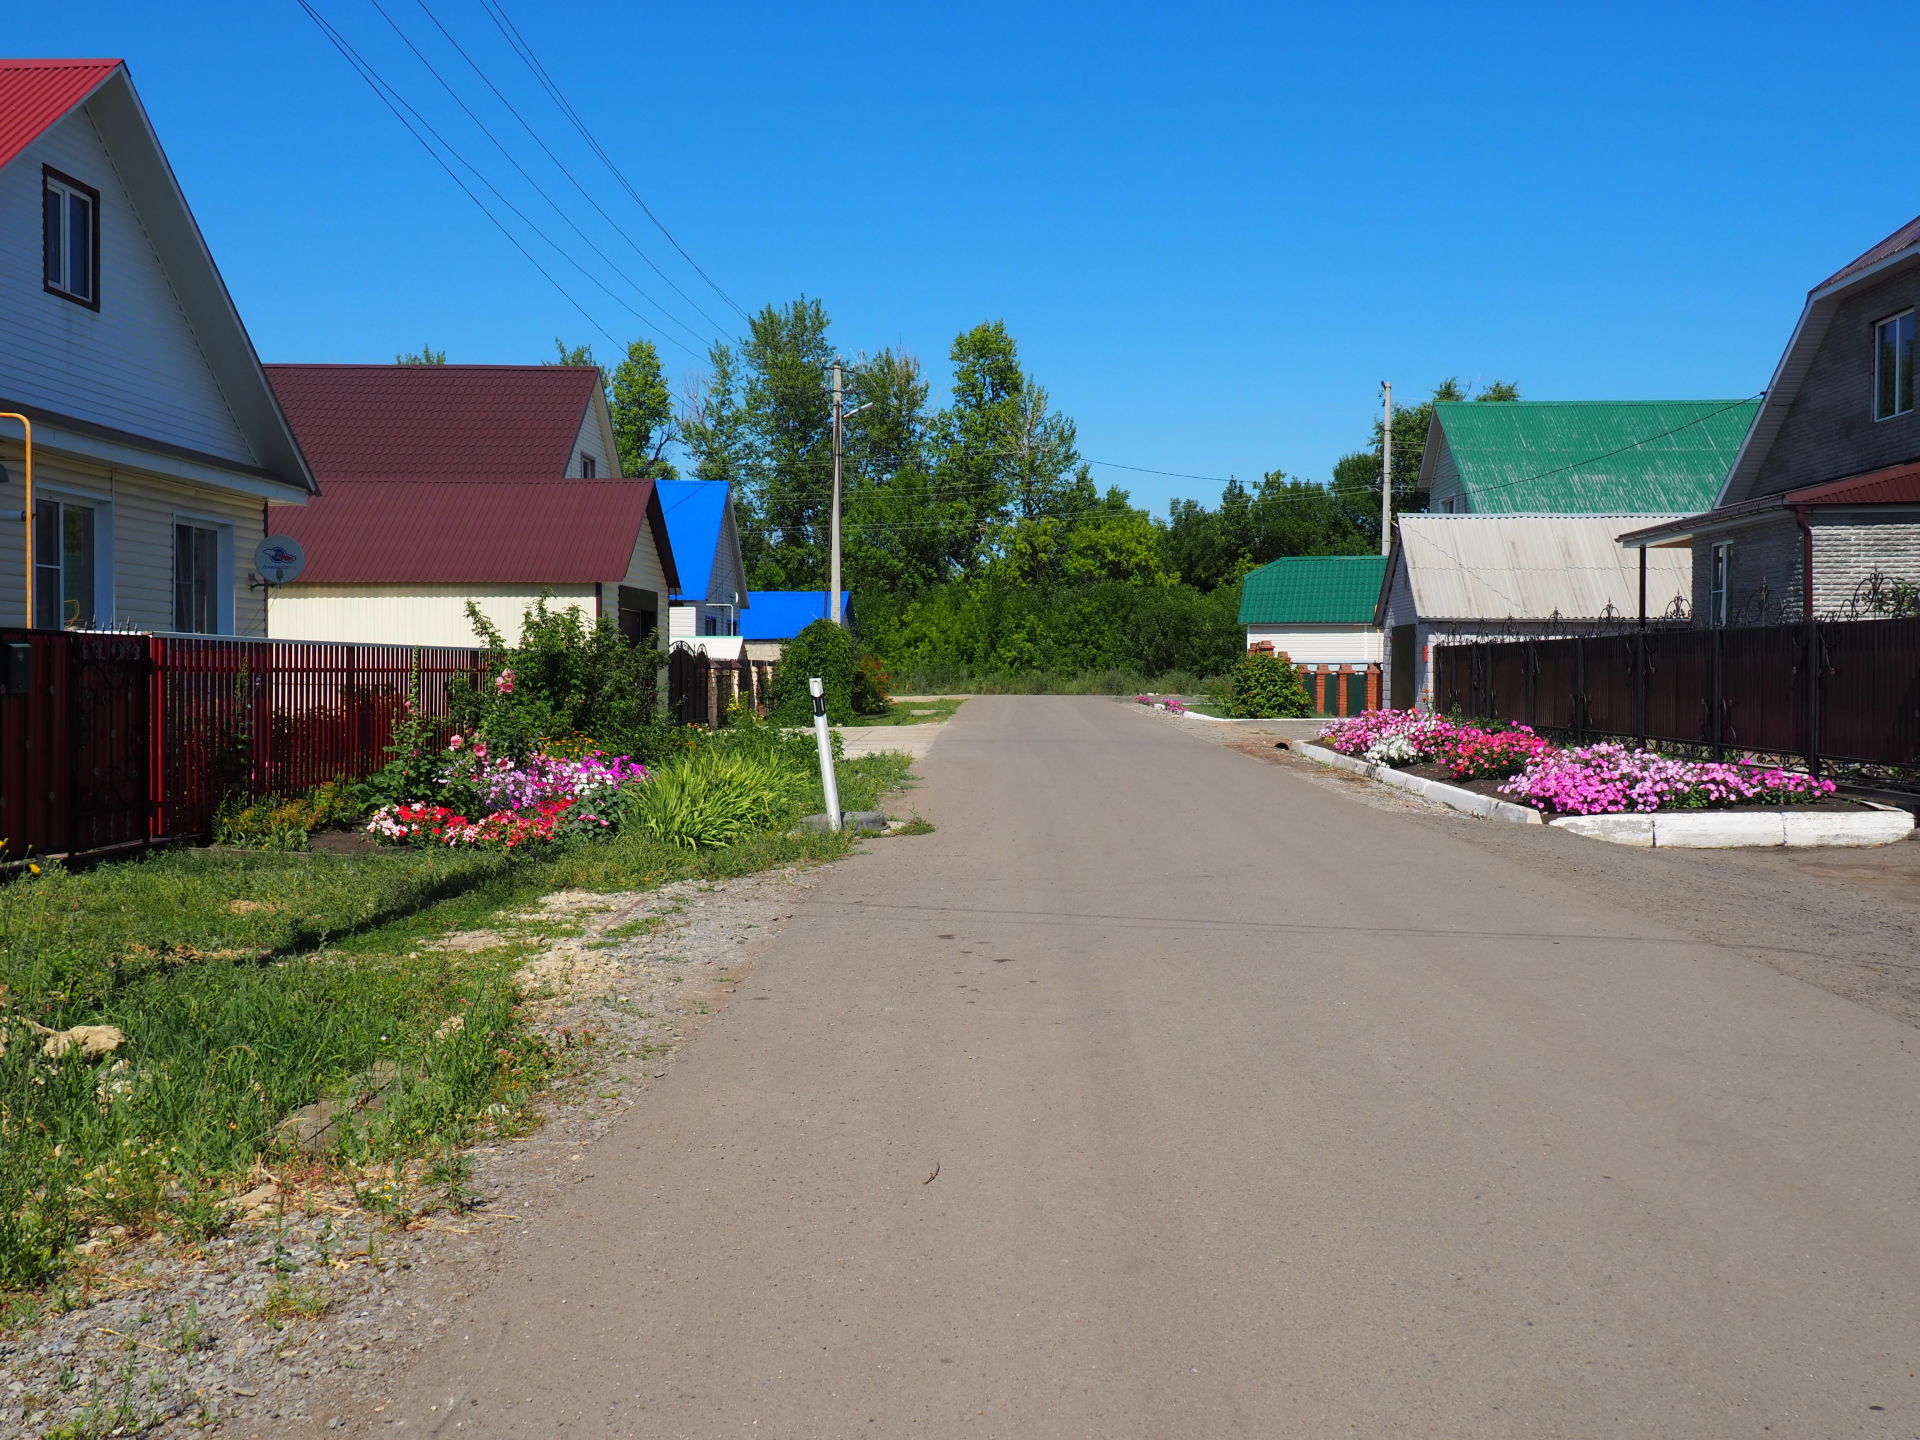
[1432,400,1760,514]
[1238,554,1388,625]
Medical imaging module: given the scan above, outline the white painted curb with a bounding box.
[1296,741,1914,848]
[1296,743,1542,825]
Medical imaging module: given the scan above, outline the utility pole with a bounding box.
[829,359,844,625]
[1380,381,1394,557]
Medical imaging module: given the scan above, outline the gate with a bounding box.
[0,628,152,860]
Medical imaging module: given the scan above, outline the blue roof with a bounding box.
[740,591,852,640]
[654,480,730,601]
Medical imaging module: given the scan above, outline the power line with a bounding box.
[476,0,752,322]
[363,0,716,351]
[406,0,738,340]
[293,0,631,357]
[294,0,707,363]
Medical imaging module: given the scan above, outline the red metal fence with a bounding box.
[1431,618,1920,776]
[2,629,485,860]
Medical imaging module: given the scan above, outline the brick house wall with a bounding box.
[1690,515,1804,619]
[1752,266,1920,496]
[1689,515,1920,619]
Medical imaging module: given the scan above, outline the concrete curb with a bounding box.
[1296,743,1543,825]
[1296,743,1914,848]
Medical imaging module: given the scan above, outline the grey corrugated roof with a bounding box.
[1396,515,1693,620]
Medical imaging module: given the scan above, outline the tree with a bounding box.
[841,349,954,597]
[549,340,596,368]
[680,341,751,486]
[736,299,836,588]
[395,344,446,365]
[1330,377,1520,548]
[607,338,677,478]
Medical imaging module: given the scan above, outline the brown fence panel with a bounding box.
[1720,625,1805,759]
[1585,635,1638,739]
[1642,630,1713,749]
[1819,617,1920,767]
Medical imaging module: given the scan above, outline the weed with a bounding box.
[891,815,937,835]
[259,1280,330,1324]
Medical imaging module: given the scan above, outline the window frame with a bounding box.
[169,514,234,635]
[1708,541,1732,627]
[31,491,111,630]
[41,166,102,311]
[580,453,597,478]
[1873,309,1915,422]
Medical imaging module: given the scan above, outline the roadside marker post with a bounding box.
[810,676,842,832]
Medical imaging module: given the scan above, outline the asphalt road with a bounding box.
[340,696,1920,1438]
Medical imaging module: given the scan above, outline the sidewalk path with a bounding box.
[307,695,1920,1438]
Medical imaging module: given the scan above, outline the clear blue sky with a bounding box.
[16,0,1920,514]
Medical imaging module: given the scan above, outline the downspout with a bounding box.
[1793,505,1814,619]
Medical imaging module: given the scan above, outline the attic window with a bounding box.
[1875,311,1914,421]
[42,168,99,308]
[580,453,597,477]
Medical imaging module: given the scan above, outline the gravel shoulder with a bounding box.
[1141,700,1920,1028]
[0,862,844,1438]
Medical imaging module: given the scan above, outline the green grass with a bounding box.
[845,698,964,728]
[0,749,911,1301]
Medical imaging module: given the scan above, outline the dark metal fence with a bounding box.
[667,643,775,728]
[1432,617,1920,776]
[2,629,485,861]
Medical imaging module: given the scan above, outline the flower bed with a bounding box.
[366,737,649,850]
[1316,709,1838,816]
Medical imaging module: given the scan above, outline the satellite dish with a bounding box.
[254,534,306,585]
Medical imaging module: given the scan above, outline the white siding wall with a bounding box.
[0,105,258,465]
[567,395,615,477]
[1425,433,1466,513]
[267,584,595,648]
[0,450,265,633]
[599,519,671,641]
[1243,623,1381,665]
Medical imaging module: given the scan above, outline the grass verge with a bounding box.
[845,698,964,728]
[0,750,911,1306]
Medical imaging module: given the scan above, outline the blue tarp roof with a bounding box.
[740,591,852,640]
[654,480,730,601]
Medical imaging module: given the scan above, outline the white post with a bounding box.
[810,676,842,831]
[829,360,844,625]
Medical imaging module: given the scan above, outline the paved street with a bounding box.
[328,696,1920,1438]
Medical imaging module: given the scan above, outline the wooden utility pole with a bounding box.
[829,359,844,624]
[1380,381,1393,557]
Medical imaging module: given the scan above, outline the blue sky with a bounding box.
[17,0,1920,515]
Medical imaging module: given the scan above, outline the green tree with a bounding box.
[608,338,677,478]
[395,344,446,365]
[549,339,596,368]
[764,618,887,725]
[680,340,752,486]
[736,299,835,588]
[1330,377,1520,547]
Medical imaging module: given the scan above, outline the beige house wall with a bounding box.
[0,447,267,633]
[267,583,597,649]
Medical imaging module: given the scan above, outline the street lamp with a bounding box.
[0,413,31,628]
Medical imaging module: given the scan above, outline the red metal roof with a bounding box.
[0,59,122,172]
[1812,214,1920,293]
[264,365,600,479]
[272,477,678,587]
[1787,459,1920,507]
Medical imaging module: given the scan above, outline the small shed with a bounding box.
[1380,514,1692,709]
[657,480,749,659]
[1238,555,1388,716]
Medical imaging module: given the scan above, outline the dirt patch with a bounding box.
[0,866,834,1439]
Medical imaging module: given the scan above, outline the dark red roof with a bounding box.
[273,477,678,588]
[1813,214,1920,293]
[0,59,122,171]
[1787,459,1920,507]
[264,364,600,479]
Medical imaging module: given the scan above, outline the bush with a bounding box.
[454,595,670,764]
[1225,652,1312,718]
[765,620,888,725]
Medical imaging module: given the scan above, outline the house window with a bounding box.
[42,168,100,307]
[174,523,221,633]
[580,453,597,477]
[1709,541,1732,626]
[1875,310,1915,421]
[32,499,97,628]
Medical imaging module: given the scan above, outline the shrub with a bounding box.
[453,595,670,763]
[765,620,889,725]
[1225,652,1312,718]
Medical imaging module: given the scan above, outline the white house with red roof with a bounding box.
[0,59,315,633]
[263,364,678,649]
